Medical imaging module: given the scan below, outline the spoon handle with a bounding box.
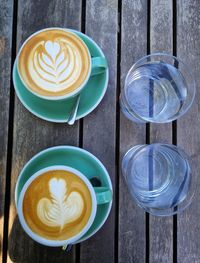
[67,95,80,125]
[62,244,73,252]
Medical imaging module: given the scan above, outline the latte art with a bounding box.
[37,178,84,230]
[18,29,90,97]
[23,170,92,240]
[32,40,82,92]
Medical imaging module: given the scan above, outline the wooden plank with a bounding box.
[119,1,147,262]
[176,1,200,262]
[0,0,14,262]
[79,0,118,262]
[7,1,82,262]
[149,1,173,263]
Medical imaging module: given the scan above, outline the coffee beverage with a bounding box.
[18,29,91,98]
[23,169,92,240]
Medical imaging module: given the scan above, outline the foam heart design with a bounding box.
[45,41,60,61]
[37,178,84,230]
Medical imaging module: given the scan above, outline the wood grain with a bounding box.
[2,1,200,262]
[0,0,13,262]
[7,1,82,262]
[176,0,200,262]
[119,1,147,262]
[149,1,173,262]
[80,0,118,262]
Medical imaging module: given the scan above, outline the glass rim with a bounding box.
[123,52,196,123]
[122,143,196,216]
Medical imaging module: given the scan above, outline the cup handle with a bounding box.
[94,187,112,205]
[91,57,108,76]
[62,187,112,250]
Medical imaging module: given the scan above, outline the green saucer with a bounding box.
[15,146,112,243]
[13,30,109,123]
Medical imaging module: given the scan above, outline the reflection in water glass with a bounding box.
[122,144,194,216]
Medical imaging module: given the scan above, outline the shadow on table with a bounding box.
[8,216,75,263]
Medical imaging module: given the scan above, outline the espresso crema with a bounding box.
[23,170,92,240]
[18,29,91,97]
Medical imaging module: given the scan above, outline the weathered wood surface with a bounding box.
[80,0,118,262]
[0,0,200,262]
[149,1,173,262]
[119,1,147,262]
[7,0,82,262]
[0,0,14,262]
[177,0,200,262]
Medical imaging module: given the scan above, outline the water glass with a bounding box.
[120,53,196,123]
[122,144,194,216]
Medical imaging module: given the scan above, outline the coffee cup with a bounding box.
[17,165,112,247]
[17,28,107,100]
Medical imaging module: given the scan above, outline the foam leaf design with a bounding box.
[33,40,78,84]
[37,178,84,230]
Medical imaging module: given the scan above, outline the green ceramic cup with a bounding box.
[17,165,112,247]
[17,27,108,101]
[13,30,109,122]
[15,146,113,245]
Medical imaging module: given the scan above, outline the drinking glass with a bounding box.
[122,144,195,216]
[120,53,196,123]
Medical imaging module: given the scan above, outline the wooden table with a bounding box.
[0,0,200,262]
